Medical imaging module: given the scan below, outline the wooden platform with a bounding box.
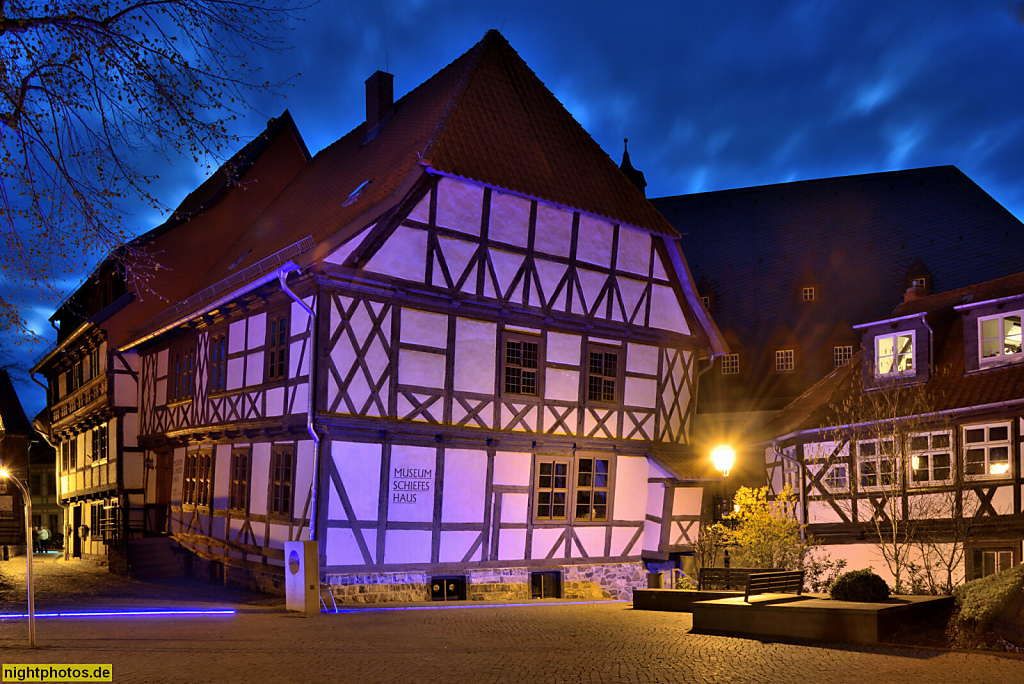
[690,594,954,645]
[633,589,742,612]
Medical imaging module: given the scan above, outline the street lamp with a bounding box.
[0,467,35,647]
[711,445,736,573]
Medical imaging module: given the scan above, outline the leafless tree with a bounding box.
[0,0,306,329]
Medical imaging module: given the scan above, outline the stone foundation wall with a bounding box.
[325,562,647,605]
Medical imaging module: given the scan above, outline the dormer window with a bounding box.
[979,311,1022,362]
[801,286,816,302]
[701,295,711,309]
[911,277,927,289]
[721,353,740,375]
[875,331,914,376]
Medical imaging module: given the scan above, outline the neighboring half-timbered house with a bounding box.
[756,273,1024,587]
[31,113,310,573]
[109,30,726,600]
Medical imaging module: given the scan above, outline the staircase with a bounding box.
[127,537,184,579]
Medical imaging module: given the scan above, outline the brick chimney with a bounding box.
[903,284,926,303]
[365,70,394,132]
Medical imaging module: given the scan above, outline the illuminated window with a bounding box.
[266,314,289,382]
[911,277,927,289]
[909,432,952,486]
[963,422,1011,480]
[587,345,620,403]
[833,345,853,368]
[269,446,295,517]
[721,353,740,375]
[857,439,895,491]
[183,450,213,507]
[701,295,711,308]
[574,458,610,521]
[210,332,228,392]
[503,334,541,396]
[979,312,1022,362]
[875,332,914,375]
[90,424,108,463]
[775,349,795,373]
[801,286,816,301]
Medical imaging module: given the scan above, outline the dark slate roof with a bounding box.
[185,30,676,303]
[0,370,32,436]
[756,271,1024,440]
[652,166,1024,411]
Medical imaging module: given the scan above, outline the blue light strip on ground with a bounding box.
[0,609,236,619]
[329,599,627,614]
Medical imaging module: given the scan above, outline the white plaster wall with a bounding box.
[545,368,579,402]
[326,528,368,566]
[228,320,246,354]
[408,192,430,224]
[626,343,659,374]
[497,528,528,561]
[366,225,427,282]
[612,456,648,521]
[441,449,487,523]
[453,318,496,393]
[672,487,703,516]
[532,527,563,559]
[534,203,572,257]
[118,415,136,450]
[384,530,432,564]
[123,452,143,489]
[324,229,371,265]
[398,350,446,389]
[624,377,657,408]
[616,228,650,276]
[113,356,137,408]
[400,309,449,348]
[501,492,529,524]
[489,191,530,248]
[265,387,284,417]
[250,443,271,514]
[247,313,267,350]
[547,332,581,365]
[611,526,639,556]
[331,441,381,521]
[807,500,844,524]
[435,176,483,236]
[226,358,244,391]
[244,352,262,387]
[648,284,689,334]
[576,215,614,268]
[573,526,606,557]
[492,451,531,486]
[290,296,314,335]
[439,530,481,563]
[387,445,436,523]
[294,440,315,521]
[212,444,231,509]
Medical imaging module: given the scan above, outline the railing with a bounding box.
[51,374,107,424]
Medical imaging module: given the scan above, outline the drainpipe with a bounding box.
[30,372,70,554]
[772,443,806,543]
[277,263,320,542]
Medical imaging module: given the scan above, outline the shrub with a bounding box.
[951,563,1024,645]
[829,569,891,602]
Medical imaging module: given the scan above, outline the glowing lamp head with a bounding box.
[711,445,736,477]
[0,468,9,479]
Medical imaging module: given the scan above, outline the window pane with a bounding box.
[859,442,876,456]
[877,336,894,358]
[910,436,928,450]
[981,318,1000,341]
[932,433,950,449]
[506,341,521,366]
[988,426,1009,442]
[1005,316,1022,354]
[964,428,986,444]
[965,448,985,475]
[521,342,538,369]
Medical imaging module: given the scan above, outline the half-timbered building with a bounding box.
[98,30,726,600]
[756,272,1024,587]
[31,113,310,573]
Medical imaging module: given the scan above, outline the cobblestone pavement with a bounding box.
[0,555,1021,683]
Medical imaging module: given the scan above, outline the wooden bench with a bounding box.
[743,570,805,602]
[697,567,758,591]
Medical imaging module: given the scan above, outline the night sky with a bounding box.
[11,0,1024,416]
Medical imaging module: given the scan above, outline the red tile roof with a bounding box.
[178,31,677,317]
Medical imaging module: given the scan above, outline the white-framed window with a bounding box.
[700,295,710,309]
[801,286,816,301]
[503,333,543,397]
[971,546,1016,580]
[908,431,953,486]
[833,345,853,368]
[775,349,795,373]
[857,439,896,490]
[721,353,739,375]
[823,463,849,492]
[979,311,1022,363]
[911,277,927,289]
[875,331,914,376]
[962,422,1011,479]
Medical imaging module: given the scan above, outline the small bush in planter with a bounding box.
[829,569,891,602]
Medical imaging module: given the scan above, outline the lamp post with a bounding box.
[0,467,35,647]
[711,445,736,572]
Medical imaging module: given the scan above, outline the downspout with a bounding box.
[922,315,935,380]
[30,372,70,549]
[277,263,320,542]
[772,443,806,542]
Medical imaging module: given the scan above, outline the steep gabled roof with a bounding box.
[174,30,676,318]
